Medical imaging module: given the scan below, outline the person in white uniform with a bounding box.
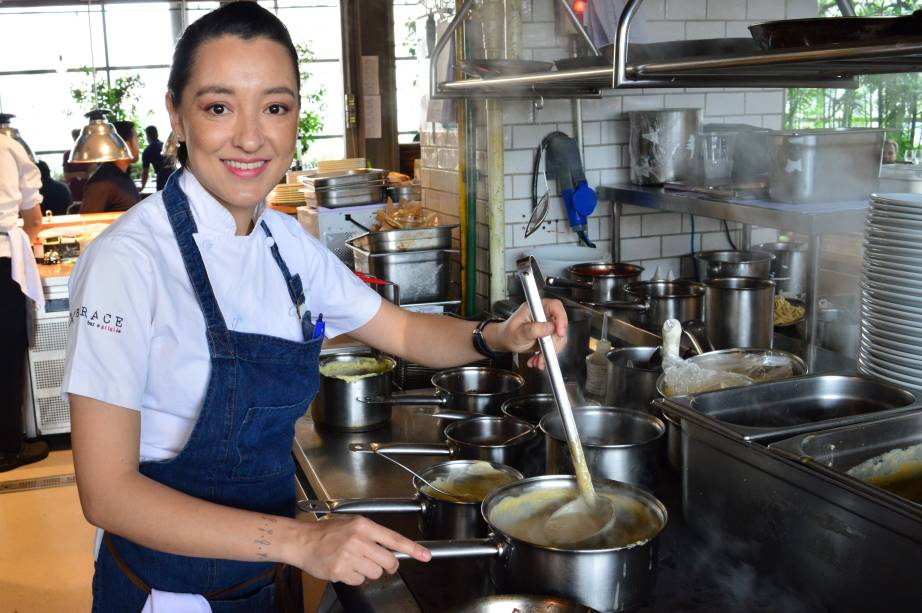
[0,132,49,472]
[62,4,567,612]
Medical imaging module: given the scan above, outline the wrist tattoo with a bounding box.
[254,515,277,560]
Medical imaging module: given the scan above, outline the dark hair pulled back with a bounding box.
[167,1,300,167]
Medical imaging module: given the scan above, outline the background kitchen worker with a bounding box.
[62,3,567,612]
[140,125,170,192]
[0,132,49,472]
[37,160,73,216]
[80,120,141,213]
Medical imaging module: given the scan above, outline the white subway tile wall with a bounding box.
[420,0,802,307]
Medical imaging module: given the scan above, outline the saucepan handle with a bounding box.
[359,394,447,407]
[593,299,648,312]
[415,408,473,421]
[393,538,503,561]
[297,498,423,515]
[349,442,452,456]
[545,276,591,290]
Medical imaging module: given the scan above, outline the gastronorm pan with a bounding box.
[672,374,915,443]
[769,408,922,508]
[655,396,922,613]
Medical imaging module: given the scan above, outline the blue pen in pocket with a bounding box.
[312,314,325,340]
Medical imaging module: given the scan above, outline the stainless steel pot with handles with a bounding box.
[351,415,539,474]
[359,366,525,415]
[540,407,665,490]
[314,353,397,431]
[298,460,522,540]
[393,475,668,612]
[545,262,644,303]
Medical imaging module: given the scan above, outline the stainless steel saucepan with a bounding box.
[545,262,644,303]
[360,366,525,415]
[540,407,665,490]
[593,280,706,341]
[313,353,397,431]
[298,460,522,539]
[393,475,668,612]
[351,415,538,474]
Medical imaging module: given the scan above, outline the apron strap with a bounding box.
[103,533,288,604]
[161,171,233,357]
[259,221,305,315]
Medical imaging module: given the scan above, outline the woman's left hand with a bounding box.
[491,299,568,369]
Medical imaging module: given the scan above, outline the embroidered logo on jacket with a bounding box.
[70,305,124,333]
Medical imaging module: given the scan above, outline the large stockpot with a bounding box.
[603,347,662,412]
[598,280,705,331]
[705,277,776,350]
[540,408,665,490]
[394,475,668,612]
[352,415,538,474]
[693,249,775,281]
[545,262,644,303]
[767,128,885,203]
[360,366,524,415]
[298,460,522,540]
[627,108,701,185]
[755,241,807,296]
[314,354,397,431]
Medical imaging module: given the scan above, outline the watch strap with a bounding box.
[472,317,504,360]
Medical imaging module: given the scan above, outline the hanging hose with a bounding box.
[723,219,738,250]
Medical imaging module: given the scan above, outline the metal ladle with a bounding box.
[516,256,615,544]
[349,443,465,502]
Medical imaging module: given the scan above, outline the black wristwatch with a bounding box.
[472,317,505,360]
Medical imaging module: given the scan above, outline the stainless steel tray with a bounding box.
[300,168,386,190]
[352,224,458,254]
[303,184,386,208]
[769,408,922,508]
[654,396,922,613]
[347,239,458,305]
[670,374,916,442]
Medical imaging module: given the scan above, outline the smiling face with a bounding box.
[166,35,299,219]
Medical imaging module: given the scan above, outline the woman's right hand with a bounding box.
[293,515,431,585]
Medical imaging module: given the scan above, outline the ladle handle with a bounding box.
[593,299,647,312]
[517,257,596,502]
[393,539,501,561]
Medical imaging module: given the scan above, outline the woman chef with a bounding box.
[61,3,567,612]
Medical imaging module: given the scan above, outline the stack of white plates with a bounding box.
[858,192,922,392]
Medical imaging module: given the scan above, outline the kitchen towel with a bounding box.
[140,589,211,613]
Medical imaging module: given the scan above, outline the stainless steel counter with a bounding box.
[293,403,447,612]
[293,401,824,612]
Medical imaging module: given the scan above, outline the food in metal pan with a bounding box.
[488,487,661,550]
[847,443,922,504]
[373,198,439,230]
[773,294,805,326]
[318,357,393,383]
[419,461,518,503]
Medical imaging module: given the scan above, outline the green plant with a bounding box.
[296,43,326,166]
[786,1,922,153]
[70,69,144,123]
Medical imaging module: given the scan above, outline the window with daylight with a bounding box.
[785,0,922,156]
[0,0,345,177]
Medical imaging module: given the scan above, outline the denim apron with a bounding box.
[92,171,322,612]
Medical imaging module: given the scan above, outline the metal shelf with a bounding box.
[430,0,922,98]
[597,183,868,372]
[596,184,868,236]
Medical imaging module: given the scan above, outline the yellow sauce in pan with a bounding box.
[419,462,518,503]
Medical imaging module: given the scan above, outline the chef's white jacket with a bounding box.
[0,133,44,306]
[62,171,381,461]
